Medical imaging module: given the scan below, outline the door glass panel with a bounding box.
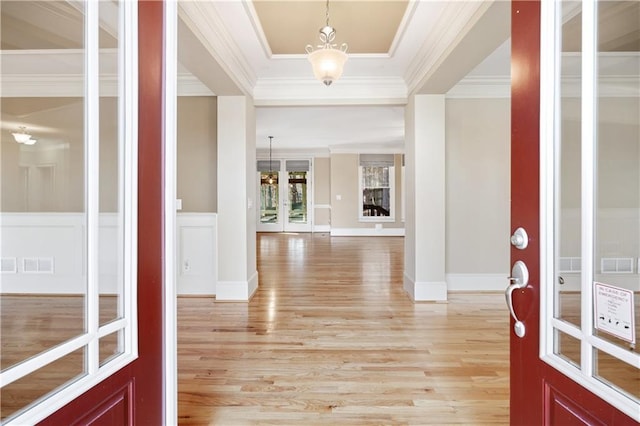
[99,0,122,326]
[0,346,86,423]
[555,0,583,327]
[554,329,581,368]
[593,0,639,354]
[288,171,307,224]
[260,172,279,224]
[1,1,137,423]
[594,349,640,401]
[0,0,86,369]
[99,331,122,366]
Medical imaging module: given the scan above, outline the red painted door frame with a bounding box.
[510,1,635,424]
[40,1,165,424]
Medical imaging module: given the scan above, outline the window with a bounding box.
[359,154,395,221]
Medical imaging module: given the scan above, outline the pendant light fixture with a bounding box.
[12,126,36,145]
[267,136,275,185]
[305,0,348,86]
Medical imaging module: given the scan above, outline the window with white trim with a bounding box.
[0,1,138,424]
[359,154,395,221]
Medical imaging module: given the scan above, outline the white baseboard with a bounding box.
[216,271,259,301]
[403,273,447,301]
[177,276,216,295]
[446,273,508,291]
[248,271,259,299]
[313,225,331,233]
[330,227,405,237]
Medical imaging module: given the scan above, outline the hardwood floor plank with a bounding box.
[178,233,510,424]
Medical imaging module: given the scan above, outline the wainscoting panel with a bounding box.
[1,213,218,295]
[1,213,85,294]
[177,213,217,295]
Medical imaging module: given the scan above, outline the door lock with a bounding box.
[506,260,529,338]
[510,227,529,250]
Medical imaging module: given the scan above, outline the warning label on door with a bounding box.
[594,282,635,344]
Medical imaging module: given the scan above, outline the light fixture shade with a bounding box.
[308,47,348,86]
[12,131,32,144]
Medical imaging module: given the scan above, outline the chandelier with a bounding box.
[12,126,36,145]
[267,136,275,185]
[305,0,348,86]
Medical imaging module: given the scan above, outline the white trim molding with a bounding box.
[253,76,407,106]
[216,271,259,302]
[403,273,447,302]
[313,225,331,233]
[330,227,405,237]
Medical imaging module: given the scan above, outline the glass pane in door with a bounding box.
[593,0,639,354]
[555,0,583,328]
[260,172,279,224]
[0,0,86,374]
[98,0,122,329]
[288,171,307,224]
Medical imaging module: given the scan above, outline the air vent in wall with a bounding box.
[22,257,55,274]
[1,258,17,273]
[600,257,634,274]
[558,257,581,272]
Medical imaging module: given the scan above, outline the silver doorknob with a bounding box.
[506,260,529,338]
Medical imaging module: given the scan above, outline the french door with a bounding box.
[258,159,312,233]
[510,1,638,424]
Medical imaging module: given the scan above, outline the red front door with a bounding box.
[39,2,166,424]
[510,1,638,424]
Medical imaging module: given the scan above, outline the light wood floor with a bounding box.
[178,233,510,425]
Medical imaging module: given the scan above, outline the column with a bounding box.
[404,94,447,301]
[216,96,258,301]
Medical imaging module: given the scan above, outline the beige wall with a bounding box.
[2,97,106,212]
[329,152,404,230]
[177,96,218,212]
[559,97,639,262]
[2,96,217,213]
[445,98,511,274]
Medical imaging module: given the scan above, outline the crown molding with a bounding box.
[256,147,330,158]
[387,1,420,58]
[253,76,407,106]
[176,74,215,96]
[241,0,272,59]
[446,76,510,99]
[447,74,640,99]
[178,2,256,96]
[329,145,404,155]
[404,1,489,94]
[1,73,211,97]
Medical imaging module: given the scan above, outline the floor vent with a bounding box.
[1,258,17,273]
[22,257,55,274]
[600,257,634,274]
